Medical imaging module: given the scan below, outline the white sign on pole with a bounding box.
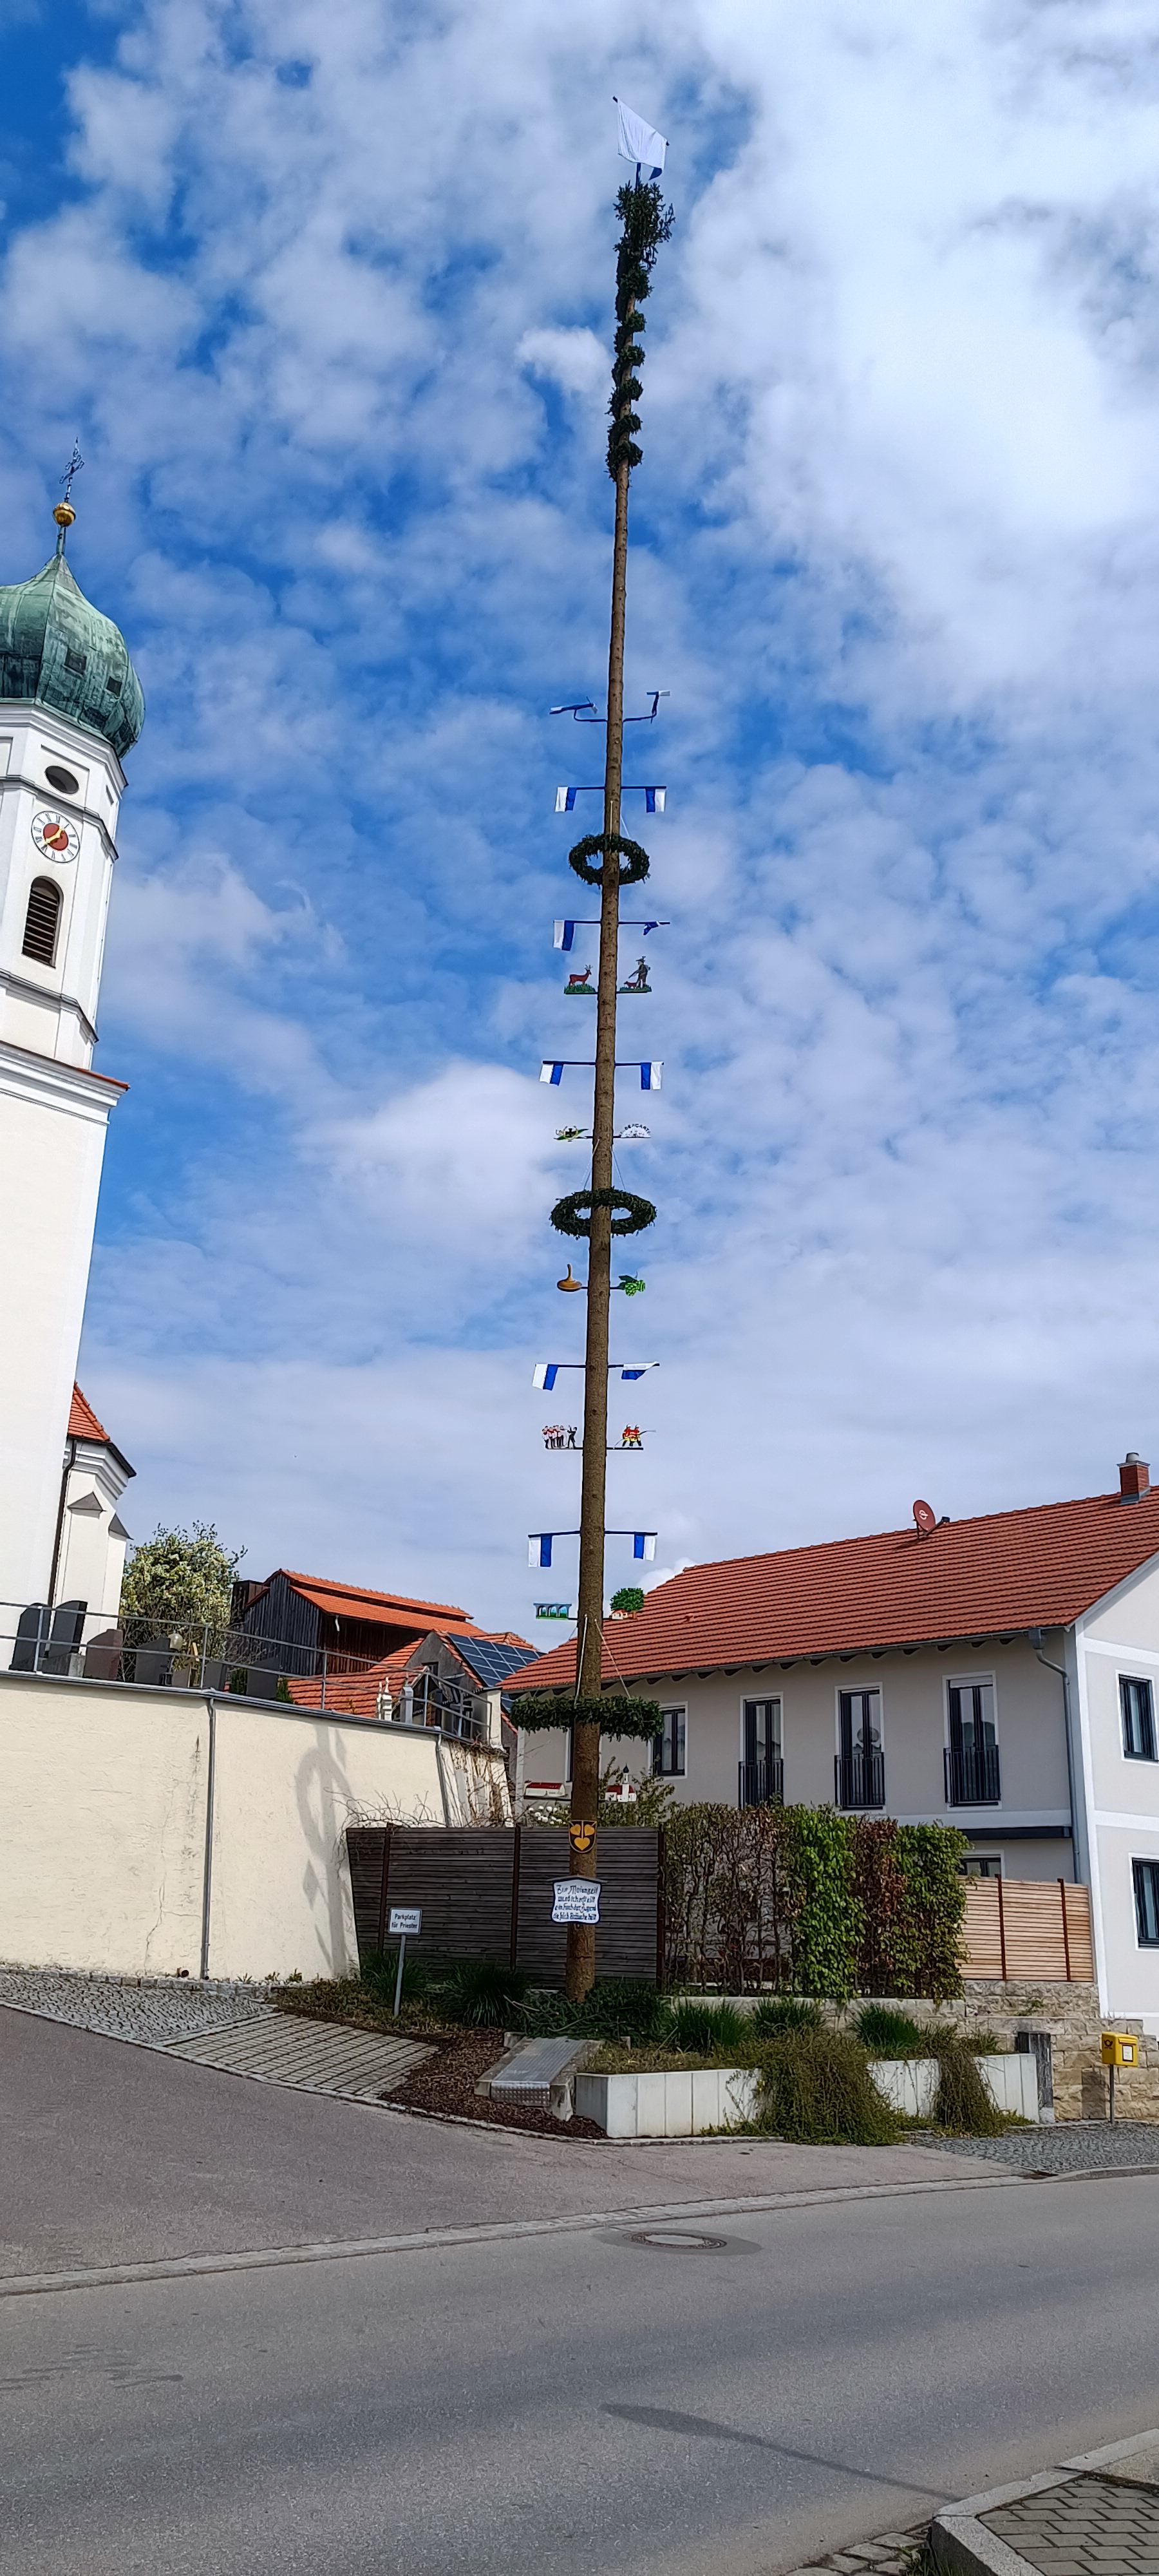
[552,1880,601,1925]
[388,1907,422,1935]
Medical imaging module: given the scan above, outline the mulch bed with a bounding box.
[386,2027,604,2138]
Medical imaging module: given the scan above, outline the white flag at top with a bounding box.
[614,97,666,178]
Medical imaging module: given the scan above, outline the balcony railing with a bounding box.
[944,1739,1001,1806]
[739,1755,784,1809]
[834,1747,885,1810]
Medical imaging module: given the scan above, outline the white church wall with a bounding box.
[53,1430,133,1625]
[0,706,124,1071]
[0,1050,121,1620]
[0,1671,504,1979]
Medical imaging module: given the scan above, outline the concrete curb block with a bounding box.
[930,2428,1159,2572]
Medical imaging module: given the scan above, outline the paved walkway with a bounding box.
[165,2009,431,2098]
[932,2430,1159,2575]
[0,1964,273,2043]
[919,2120,1159,2174]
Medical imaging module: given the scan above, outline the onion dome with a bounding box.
[0,503,144,761]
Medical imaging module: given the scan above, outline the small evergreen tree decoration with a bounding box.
[607,181,674,480]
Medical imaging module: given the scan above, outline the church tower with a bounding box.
[0,497,144,1625]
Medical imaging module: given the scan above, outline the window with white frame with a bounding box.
[652,1704,686,1777]
[1120,1676,1157,1763]
[1133,1857,1159,1947]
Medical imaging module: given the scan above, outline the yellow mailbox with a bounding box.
[1101,2031,1138,2068]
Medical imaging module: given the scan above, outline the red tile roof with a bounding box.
[505,1486,1159,1692]
[286,1629,534,1719]
[269,1570,471,1625]
[68,1385,109,1443]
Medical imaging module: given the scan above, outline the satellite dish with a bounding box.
[913,1499,937,1539]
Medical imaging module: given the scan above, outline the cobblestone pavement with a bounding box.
[780,2525,928,2573]
[914,2121,1159,2173]
[983,2474,1159,2573]
[0,1966,274,2044]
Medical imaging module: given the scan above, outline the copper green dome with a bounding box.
[0,522,144,762]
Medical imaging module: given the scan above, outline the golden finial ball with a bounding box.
[53,501,76,528]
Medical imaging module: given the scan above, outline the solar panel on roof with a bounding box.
[449,1635,536,1688]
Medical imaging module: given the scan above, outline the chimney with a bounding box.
[1120,1452,1151,1503]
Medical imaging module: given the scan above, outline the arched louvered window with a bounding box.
[23,876,62,966]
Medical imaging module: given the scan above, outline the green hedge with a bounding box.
[662,1803,967,2000]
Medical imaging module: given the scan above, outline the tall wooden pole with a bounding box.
[565,445,630,1997]
[563,170,671,1998]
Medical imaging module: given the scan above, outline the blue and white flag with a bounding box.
[614,97,667,178]
[532,1364,560,1392]
[554,920,579,950]
[528,1530,578,1567]
[619,1362,658,1381]
[634,1531,657,1561]
[556,786,664,813]
[639,1061,663,1090]
[540,1061,565,1085]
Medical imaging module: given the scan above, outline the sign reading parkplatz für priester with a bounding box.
[388,1907,422,1935]
[552,1880,601,1926]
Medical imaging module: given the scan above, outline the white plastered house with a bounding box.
[508,1451,1159,2025]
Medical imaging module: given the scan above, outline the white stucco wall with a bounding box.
[0,1050,119,1616]
[0,1671,510,1980]
[54,1439,131,1622]
[1076,1556,1159,2023]
[519,1636,1072,1875]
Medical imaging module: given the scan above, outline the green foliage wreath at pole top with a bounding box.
[607,178,675,480]
[568,830,650,887]
[512,1690,663,1739]
[552,1185,656,1238]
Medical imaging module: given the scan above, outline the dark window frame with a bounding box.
[1133,1857,1159,1947]
[652,1704,686,1779]
[22,875,62,966]
[1120,1675,1156,1763]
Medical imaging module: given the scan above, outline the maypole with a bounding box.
[518,106,674,2001]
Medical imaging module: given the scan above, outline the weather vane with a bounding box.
[60,442,84,505]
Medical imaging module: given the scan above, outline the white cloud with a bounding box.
[2,0,1157,1627]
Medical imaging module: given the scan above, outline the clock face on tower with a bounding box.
[31,809,80,862]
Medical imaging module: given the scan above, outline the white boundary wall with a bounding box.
[0,1669,511,1980]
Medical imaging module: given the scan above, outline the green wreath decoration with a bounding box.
[568,831,650,888]
[552,1186,656,1239]
[511,1691,663,1739]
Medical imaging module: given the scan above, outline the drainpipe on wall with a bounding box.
[47,1435,78,1609]
[200,1694,218,1978]
[1028,1627,1079,1882]
[433,1731,453,1826]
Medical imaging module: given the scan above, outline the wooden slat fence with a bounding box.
[962,1877,1094,1983]
[346,1825,663,1986]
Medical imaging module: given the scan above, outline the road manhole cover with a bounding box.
[628,2230,730,2252]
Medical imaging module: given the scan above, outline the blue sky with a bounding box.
[6,0,1159,1629]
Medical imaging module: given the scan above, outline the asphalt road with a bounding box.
[7,2010,1159,2576]
[0,2003,988,2275]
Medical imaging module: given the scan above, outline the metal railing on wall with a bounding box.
[834,1747,886,1810]
[739,1756,784,1809]
[944,1739,1002,1806]
[0,1601,488,1741]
